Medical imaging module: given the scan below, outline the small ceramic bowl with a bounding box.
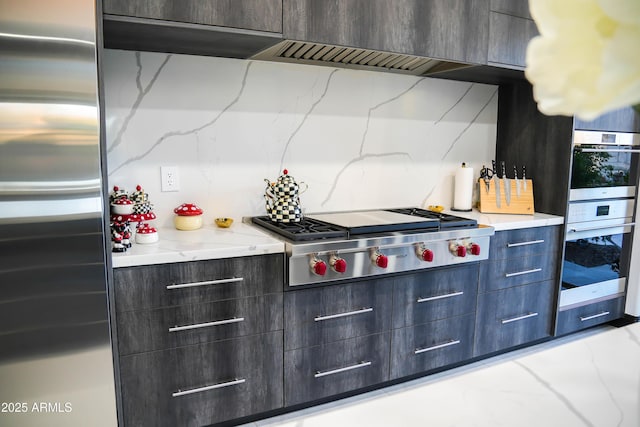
[135,223,158,244]
[215,217,234,228]
[111,198,134,215]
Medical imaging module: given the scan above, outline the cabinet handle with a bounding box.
[172,378,245,397]
[166,277,244,290]
[314,307,373,322]
[414,339,461,355]
[169,317,245,332]
[417,291,464,303]
[314,361,372,378]
[507,239,545,248]
[580,311,610,322]
[501,312,539,324]
[505,268,542,278]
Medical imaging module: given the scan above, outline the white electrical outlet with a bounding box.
[161,166,180,192]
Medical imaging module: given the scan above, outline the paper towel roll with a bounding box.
[453,163,474,211]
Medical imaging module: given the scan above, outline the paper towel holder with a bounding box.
[452,162,473,212]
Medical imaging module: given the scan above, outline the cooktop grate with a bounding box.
[251,216,348,241]
[386,208,477,229]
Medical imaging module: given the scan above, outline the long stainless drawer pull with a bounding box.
[417,291,464,303]
[505,268,542,278]
[414,339,460,355]
[166,277,244,290]
[569,222,635,233]
[507,239,545,248]
[314,307,373,322]
[580,148,640,153]
[172,378,245,397]
[580,311,610,322]
[169,317,245,332]
[501,312,539,324]
[314,361,372,378]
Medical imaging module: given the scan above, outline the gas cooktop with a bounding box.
[251,208,477,242]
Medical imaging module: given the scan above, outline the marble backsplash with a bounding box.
[103,49,497,228]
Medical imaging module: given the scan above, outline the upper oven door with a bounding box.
[570,130,640,201]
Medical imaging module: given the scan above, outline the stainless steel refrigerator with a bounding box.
[0,1,118,426]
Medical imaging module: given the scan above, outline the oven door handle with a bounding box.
[568,222,635,233]
[578,148,640,153]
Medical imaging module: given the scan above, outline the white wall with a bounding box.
[103,50,497,228]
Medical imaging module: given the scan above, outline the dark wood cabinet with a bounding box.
[113,254,285,426]
[487,12,538,69]
[574,107,640,133]
[284,332,390,406]
[283,0,489,65]
[475,226,560,356]
[113,254,284,312]
[119,332,284,427]
[556,297,625,336]
[104,0,283,32]
[474,280,554,355]
[391,264,478,329]
[102,0,283,58]
[117,293,283,355]
[490,0,532,19]
[390,313,475,379]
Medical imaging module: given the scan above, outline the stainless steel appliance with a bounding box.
[251,208,493,287]
[560,130,639,311]
[0,1,118,426]
[570,130,640,201]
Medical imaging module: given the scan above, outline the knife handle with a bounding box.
[513,165,518,178]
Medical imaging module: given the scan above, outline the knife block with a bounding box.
[477,178,534,214]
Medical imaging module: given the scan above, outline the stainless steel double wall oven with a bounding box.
[560,130,640,310]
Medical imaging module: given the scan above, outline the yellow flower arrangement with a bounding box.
[525,0,640,120]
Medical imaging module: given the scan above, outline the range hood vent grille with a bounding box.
[251,40,470,76]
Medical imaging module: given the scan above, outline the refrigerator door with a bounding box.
[0,1,117,426]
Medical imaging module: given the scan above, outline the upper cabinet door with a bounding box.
[490,0,532,19]
[104,0,283,33]
[487,0,537,69]
[574,108,640,133]
[283,0,489,65]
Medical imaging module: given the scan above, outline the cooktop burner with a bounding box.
[251,216,348,241]
[387,208,477,229]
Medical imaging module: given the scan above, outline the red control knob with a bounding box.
[330,254,347,273]
[419,248,434,262]
[456,245,467,257]
[375,253,388,268]
[310,257,327,276]
[470,243,481,256]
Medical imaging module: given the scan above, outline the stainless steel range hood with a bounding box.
[251,40,473,76]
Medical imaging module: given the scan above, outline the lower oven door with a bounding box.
[560,220,634,308]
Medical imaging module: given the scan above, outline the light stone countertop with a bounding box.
[111,210,564,267]
[448,209,564,231]
[111,221,284,268]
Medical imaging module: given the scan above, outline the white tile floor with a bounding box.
[242,324,640,427]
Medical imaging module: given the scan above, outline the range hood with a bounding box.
[251,40,473,76]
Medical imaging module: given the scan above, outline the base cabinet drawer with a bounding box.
[284,332,390,406]
[119,332,283,427]
[392,264,478,328]
[489,226,561,260]
[474,281,554,356]
[479,252,558,292]
[117,293,283,355]
[114,253,284,311]
[390,314,475,379]
[556,297,625,336]
[284,279,392,350]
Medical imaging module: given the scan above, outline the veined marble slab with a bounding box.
[103,50,498,230]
